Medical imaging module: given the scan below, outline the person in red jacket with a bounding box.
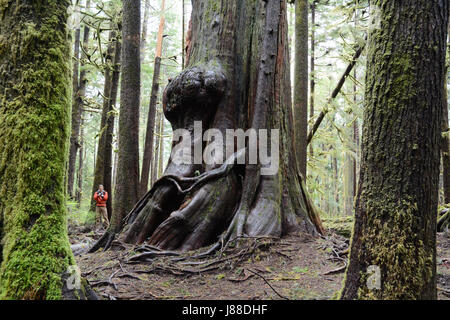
[93,185,109,228]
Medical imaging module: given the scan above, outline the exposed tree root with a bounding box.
[438,208,449,232]
[123,237,275,278]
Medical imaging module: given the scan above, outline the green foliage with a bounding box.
[67,201,96,226]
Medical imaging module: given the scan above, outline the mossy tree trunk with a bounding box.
[0,0,93,299]
[89,0,325,253]
[341,0,449,300]
[294,0,308,178]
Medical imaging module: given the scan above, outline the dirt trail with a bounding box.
[70,227,450,300]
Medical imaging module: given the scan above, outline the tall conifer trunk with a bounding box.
[341,0,449,300]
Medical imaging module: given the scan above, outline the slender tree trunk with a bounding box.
[353,79,359,201]
[442,24,450,205]
[158,115,165,178]
[443,79,450,205]
[151,108,162,184]
[91,29,122,217]
[294,0,308,178]
[112,120,119,192]
[344,5,358,216]
[140,0,166,197]
[309,1,315,157]
[140,0,151,64]
[110,0,141,234]
[91,28,115,212]
[68,3,81,198]
[341,0,448,300]
[182,0,185,69]
[76,116,85,208]
[353,0,360,200]
[0,0,95,299]
[344,79,356,215]
[103,37,122,220]
[68,0,91,198]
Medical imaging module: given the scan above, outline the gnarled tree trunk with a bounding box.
[91,0,324,253]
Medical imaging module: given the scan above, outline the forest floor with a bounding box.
[68,218,450,300]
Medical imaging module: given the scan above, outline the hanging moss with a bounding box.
[0,0,77,299]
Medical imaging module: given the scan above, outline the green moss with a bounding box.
[322,216,354,238]
[0,0,75,299]
[354,195,433,300]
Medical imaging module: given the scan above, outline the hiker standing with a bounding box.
[93,184,109,228]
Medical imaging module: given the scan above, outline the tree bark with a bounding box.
[182,0,185,69]
[110,0,141,233]
[91,28,116,213]
[75,116,85,208]
[140,0,166,197]
[294,0,309,178]
[68,0,91,198]
[341,0,449,300]
[0,0,95,299]
[309,1,316,157]
[140,0,151,64]
[442,24,450,205]
[91,0,325,253]
[157,115,165,178]
[151,107,163,184]
[103,36,121,220]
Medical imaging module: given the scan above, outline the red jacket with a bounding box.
[94,191,108,207]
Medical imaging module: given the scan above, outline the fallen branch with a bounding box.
[322,263,347,276]
[307,42,366,145]
[246,269,289,300]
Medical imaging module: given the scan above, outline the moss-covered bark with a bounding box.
[0,0,80,299]
[341,0,449,300]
